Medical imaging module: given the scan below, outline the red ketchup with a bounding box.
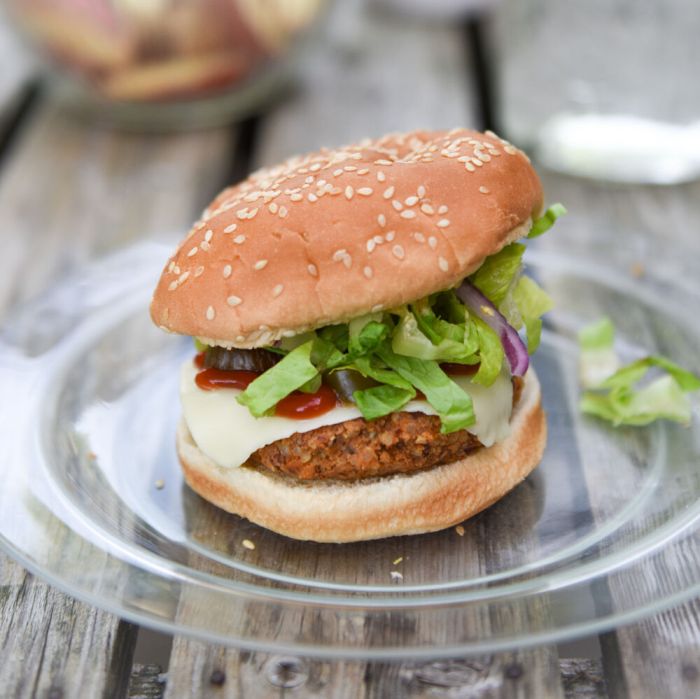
[275,385,338,419]
[194,360,338,419]
[195,368,259,391]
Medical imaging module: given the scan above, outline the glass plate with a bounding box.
[1,242,699,659]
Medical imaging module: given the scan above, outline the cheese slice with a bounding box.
[180,360,513,469]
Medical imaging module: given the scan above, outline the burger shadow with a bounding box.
[179,468,546,588]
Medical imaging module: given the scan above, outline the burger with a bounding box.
[150,128,565,543]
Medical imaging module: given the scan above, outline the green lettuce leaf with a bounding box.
[236,340,319,416]
[377,344,474,433]
[348,314,390,357]
[353,384,415,420]
[471,243,525,306]
[578,319,700,426]
[512,276,554,353]
[471,317,504,386]
[528,203,567,239]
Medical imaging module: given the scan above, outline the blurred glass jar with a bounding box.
[494,0,700,183]
[5,0,327,129]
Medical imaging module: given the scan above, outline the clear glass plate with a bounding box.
[1,242,699,659]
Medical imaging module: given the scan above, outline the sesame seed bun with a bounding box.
[177,368,545,543]
[150,128,543,348]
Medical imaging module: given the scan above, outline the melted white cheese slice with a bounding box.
[180,361,513,469]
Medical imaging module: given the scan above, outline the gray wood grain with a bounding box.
[0,100,234,698]
[165,2,563,697]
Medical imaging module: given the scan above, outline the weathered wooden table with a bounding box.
[2,2,700,697]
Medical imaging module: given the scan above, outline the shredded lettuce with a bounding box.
[377,344,475,433]
[528,203,567,239]
[236,341,319,416]
[471,243,525,306]
[578,318,700,426]
[512,276,554,353]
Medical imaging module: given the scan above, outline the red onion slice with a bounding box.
[456,281,530,376]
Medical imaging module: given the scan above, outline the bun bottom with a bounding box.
[177,369,546,543]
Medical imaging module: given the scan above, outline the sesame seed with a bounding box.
[332,249,347,261]
[343,256,352,269]
[167,261,175,272]
[154,479,165,489]
[367,239,376,253]
[195,220,205,230]
[307,264,318,277]
[417,185,426,198]
[438,205,449,214]
[504,145,517,155]
[377,213,386,227]
[401,210,417,219]
[377,171,386,182]
[374,234,384,244]
[254,259,268,270]
[405,196,418,206]
[268,202,279,214]
[471,158,484,168]
[226,295,242,307]
[308,193,318,202]
[386,231,395,241]
[479,186,490,194]
[167,281,177,291]
[383,186,395,199]
[310,163,321,172]
[233,234,246,244]
[194,266,204,277]
[363,266,373,278]
[392,245,405,259]
[204,230,214,242]
[236,210,247,220]
[223,264,232,278]
[357,187,373,196]
[272,284,284,298]
[414,232,426,243]
[333,169,343,177]
[478,152,492,162]
[345,186,354,200]
[305,175,314,184]
[188,247,198,257]
[242,539,255,550]
[358,168,369,175]
[344,165,357,172]
[428,236,437,249]
[421,203,435,215]
[437,219,450,228]
[173,265,180,274]
[455,524,465,536]
[290,192,303,201]
[465,162,476,172]
[392,200,403,211]
[376,159,393,165]
[438,257,449,272]
[224,223,237,233]
[278,206,288,218]
[206,306,215,320]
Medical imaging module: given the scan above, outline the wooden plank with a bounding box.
[165,2,563,697]
[537,171,700,699]
[0,99,234,697]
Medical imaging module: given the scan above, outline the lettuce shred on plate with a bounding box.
[578,317,700,426]
[204,205,566,433]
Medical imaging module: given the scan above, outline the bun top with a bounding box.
[151,128,543,347]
